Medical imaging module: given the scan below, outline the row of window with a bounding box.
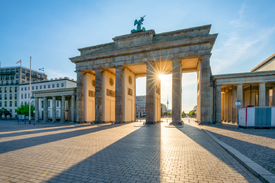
[0,81,19,85]
[0,87,18,93]
[21,83,65,91]
[0,101,17,107]
[1,75,17,80]
[0,94,17,100]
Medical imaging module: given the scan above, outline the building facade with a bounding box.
[0,66,47,117]
[20,77,76,120]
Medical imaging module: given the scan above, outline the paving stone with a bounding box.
[0,121,262,182]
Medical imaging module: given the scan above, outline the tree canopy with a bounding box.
[15,104,35,116]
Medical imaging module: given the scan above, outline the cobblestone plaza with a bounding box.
[0,121,262,183]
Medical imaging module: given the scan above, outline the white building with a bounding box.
[136,95,167,117]
[19,77,76,120]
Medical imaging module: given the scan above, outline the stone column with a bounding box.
[52,96,56,122]
[115,67,123,124]
[43,97,48,122]
[266,87,270,106]
[76,71,84,123]
[232,87,237,122]
[35,97,39,122]
[146,62,157,124]
[215,85,221,123]
[199,55,212,124]
[95,68,102,123]
[228,89,232,122]
[172,59,182,125]
[237,84,243,107]
[70,95,75,122]
[61,95,65,122]
[259,83,266,106]
[221,91,224,121]
[224,89,228,122]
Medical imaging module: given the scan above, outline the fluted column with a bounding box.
[115,67,123,124]
[52,96,56,122]
[172,59,182,124]
[224,90,228,122]
[266,87,270,106]
[70,95,75,122]
[232,87,237,122]
[237,84,243,107]
[228,89,232,122]
[35,97,39,122]
[43,97,48,122]
[95,68,102,123]
[76,71,84,123]
[61,95,65,122]
[215,85,221,123]
[259,83,266,106]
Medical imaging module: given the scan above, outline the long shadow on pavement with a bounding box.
[47,124,161,183]
[207,130,275,174]
[0,124,121,154]
[0,123,95,138]
[175,123,259,182]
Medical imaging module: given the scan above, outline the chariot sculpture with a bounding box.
[131,15,146,33]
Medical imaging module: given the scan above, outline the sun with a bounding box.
[158,74,165,80]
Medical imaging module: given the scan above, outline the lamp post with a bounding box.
[33,110,36,126]
[29,56,32,124]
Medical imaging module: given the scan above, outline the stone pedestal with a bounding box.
[76,71,84,123]
[171,59,182,125]
[95,68,102,123]
[52,96,56,122]
[215,85,221,123]
[115,67,123,124]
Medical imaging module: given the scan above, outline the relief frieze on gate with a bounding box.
[106,89,115,97]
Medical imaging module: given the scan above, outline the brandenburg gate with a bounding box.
[70,24,217,124]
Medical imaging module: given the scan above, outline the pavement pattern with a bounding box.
[201,121,275,175]
[0,121,261,183]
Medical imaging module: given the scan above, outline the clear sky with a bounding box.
[1,0,275,112]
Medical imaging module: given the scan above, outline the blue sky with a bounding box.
[1,0,275,112]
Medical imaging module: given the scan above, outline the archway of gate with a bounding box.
[70,25,217,124]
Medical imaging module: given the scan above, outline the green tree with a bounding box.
[15,104,35,116]
[0,108,11,118]
[182,111,186,116]
[188,111,195,116]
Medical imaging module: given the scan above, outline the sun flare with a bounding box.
[158,74,165,80]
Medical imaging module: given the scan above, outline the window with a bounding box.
[22,69,25,73]
[28,87,30,90]
[11,76,14,80]
[15,101,17,107]
[36,86,38,90]
[57,83,59,87]
[25,94,27,99]
[0,88,2,93]
[0,101,2,107]
[6,81,8,85]
[22,75,25,79]
[4,101,7,107]
[10,87,12,92]
[5,94,7,99]
[21,87,23,91]
[15,94,17,99]
[40,85,42,89]
[41,101,43,108]
[22,81,25,83]
[61,83,64,87]
[27,77,29,81]
[48,101,50,107]
[21,94,23,99]
[10,101,12,107]
[16,68,19,72]
[15,87,17,92]
[6,76,9,80]
[32,86,34,90]
[16,74,19,78]
[52,84,55,88]
[57,101,59,107]
[4,87,7,93]
[25,87,27,91]
[10,94,12,99]
[44,85,46,89]
[16,80,19,84]
[28,93,29,98]
[0,94,2,100]
[48,84,50,88]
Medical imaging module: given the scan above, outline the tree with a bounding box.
[15,104,35,116]
[188,111,195,116]
[0,108,11,118]
[182,111,186,117]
